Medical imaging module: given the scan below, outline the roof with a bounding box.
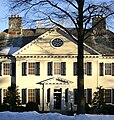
[0,27,114,55]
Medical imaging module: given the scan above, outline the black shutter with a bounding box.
[35,62,40,75]
[112,89,114,104]
[61,62,66,75]
[65,88,68,103]
[10,63,16,76]
[87,62,92,76]
[99,63,104,76]
[22,89,27,104]
[47,88,50,103]
[74,89,78,105]
[0,63,2,76]
[73,62,77,76]
[47,62,53,76]
[35,89,40,105]
[0,89,2,104]
[87,89,92,104]
[112,63,114,76]
[22,62,27,76]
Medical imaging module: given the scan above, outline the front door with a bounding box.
[54,89,61,109]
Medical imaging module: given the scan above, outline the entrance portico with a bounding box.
[37,77,73,111]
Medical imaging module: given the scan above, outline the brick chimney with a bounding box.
[8,15,22,35]
[92,16,106,35]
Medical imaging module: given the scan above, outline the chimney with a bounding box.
[8,15,22,35]
[92,15,106,35]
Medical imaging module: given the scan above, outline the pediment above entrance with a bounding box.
[36,77,73,85]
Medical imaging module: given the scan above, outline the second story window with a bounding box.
[47,62,66,76]
[84,62,92,76]
[3,63,10,75]
[105,63,111,75]
[22,62,40,76]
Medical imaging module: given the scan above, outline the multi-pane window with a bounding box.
[28,89,35,102]
[84,62,92,76]
[28,63,35,75]
[22,62,40,76]
[105,89,111,103]
[48,62,66,76]
[54,62,61,75]
[3,63,10,75]
[105,63,111,75]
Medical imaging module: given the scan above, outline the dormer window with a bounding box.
[51,38,64,47]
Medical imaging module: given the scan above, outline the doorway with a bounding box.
[54,89,62,109]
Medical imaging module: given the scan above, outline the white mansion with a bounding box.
[0,15,114,111]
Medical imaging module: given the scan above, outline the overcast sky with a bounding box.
[0,0,114,32]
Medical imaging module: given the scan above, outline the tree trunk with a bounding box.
[77,0,85,114]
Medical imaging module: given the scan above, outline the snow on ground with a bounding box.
[0,111,114,120]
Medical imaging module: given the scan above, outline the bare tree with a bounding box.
[7,0,114,114]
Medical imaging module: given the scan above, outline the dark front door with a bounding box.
[54,89,61,109]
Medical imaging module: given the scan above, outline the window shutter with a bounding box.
[0,89,1,104]
[22,62,27,76]
[61,62,66,75]
[35,89,40,105]
[112,63,114,76]
[10,63,16,76]
[0,63,2,76]
[35,62,40,75]
[74,89,78,105]
[65,88,68,103]
[47,62,53,76]
[47,88,50,103]
[112,89,114,104]
[87,89,92,104]
[87,62,92,76]
[22,89,27,104]
[99,63,104,76]
[73,62,77,76]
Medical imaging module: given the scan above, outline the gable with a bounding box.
[12,28,100,56]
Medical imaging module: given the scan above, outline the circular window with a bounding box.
[51,38,64,47]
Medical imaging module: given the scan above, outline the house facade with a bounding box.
[0,15,114,111]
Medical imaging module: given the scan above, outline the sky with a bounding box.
[0,0,114,32]
[1,111,114,120]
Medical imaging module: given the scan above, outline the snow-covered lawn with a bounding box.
[0,111,114,120]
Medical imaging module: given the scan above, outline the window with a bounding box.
[105,89,111,103]
[48,62,66,76]
[73,62,77,76]
[84,62,92,76]
[22,62,40,76]
[28,89,35,102]
[22,89,27,104]
[28,63,35,75]
[3,63,10,75]
[54,62,61,75]
[105,63,111,75]
[87,89,92,104]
